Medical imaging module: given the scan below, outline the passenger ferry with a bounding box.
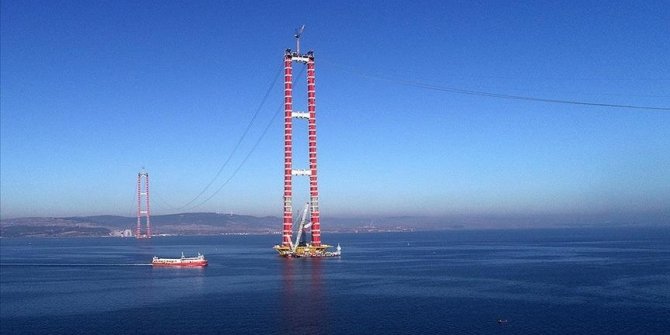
[152,252,208,267]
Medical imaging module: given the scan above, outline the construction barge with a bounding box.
[274,243,341,258]
[273,203,341,258]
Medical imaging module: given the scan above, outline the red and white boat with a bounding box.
[152,252,208,267]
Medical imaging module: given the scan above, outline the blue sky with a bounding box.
[1,0,669,223]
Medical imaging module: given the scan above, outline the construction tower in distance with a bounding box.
[136,168,151,239]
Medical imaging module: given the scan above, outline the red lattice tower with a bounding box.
[282,48,321,247]
[136,169,151,239]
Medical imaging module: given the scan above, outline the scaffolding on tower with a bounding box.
[136,168,151,239]
[274,26,340,258]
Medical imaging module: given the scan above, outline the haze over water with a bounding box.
[2,227,668,334]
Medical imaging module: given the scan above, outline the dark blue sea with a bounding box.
[1,227,669,334]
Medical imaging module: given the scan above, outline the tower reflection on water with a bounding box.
[280,257,329,334]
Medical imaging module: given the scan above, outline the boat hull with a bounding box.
[152,253,208,267]
[151,260,208,267]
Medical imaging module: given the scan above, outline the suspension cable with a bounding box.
[174,65,283,210]
[324,61,669,111]
[184,64,308,210]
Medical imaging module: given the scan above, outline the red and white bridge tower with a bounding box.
[275,27,340,257]
[136,169,151,239]
[282,47,321,248]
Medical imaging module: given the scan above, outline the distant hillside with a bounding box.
[0,217,114,237]
[3,212,654,238]
[62,213,279,232]
[0,213,279,237]
[0,213,418,238]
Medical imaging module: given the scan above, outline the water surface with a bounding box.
[1,227,668,334]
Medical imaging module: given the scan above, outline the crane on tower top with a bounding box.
[294,24,305,54]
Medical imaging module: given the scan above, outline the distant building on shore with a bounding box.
[110,229,133,237]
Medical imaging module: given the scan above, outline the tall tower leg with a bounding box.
[136,173,141,238]
[145,173,151,238]
[307,53,321,247]
[282,51,294,247]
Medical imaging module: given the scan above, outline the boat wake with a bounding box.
[0,263,152,267]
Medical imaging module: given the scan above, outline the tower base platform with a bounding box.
[273,243,341,258]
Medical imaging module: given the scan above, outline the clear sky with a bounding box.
[1,0,669,224]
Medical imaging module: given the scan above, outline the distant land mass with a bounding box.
[0,213,415,238]
[0,211,665,238]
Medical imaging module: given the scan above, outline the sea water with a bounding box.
[1,227,668,334]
